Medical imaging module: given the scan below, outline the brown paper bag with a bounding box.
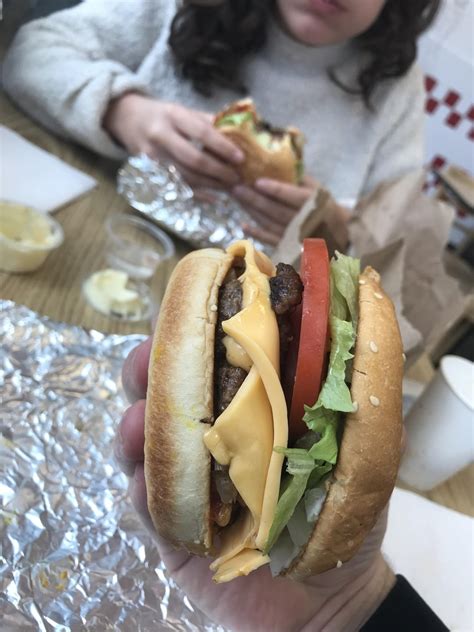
[274,170,465,361]
[273,186,343,266]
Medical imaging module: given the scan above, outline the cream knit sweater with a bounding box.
[3,0,425,201]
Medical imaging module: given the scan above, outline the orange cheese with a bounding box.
[203,240,288,582]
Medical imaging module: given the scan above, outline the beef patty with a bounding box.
[215,261,303,415]
[211,260,303,525]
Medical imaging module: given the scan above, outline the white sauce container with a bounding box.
[0,202,64,273]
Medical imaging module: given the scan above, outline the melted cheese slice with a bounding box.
[203,240,288,582]
[212,549,270,583]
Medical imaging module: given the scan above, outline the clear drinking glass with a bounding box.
[83,213,175,322]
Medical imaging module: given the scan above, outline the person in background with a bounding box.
[4,0,440,247]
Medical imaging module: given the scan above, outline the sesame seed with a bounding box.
[374,292,383,300]
[359,279,366,285]
[337,560,343,568]
[369,341,378,353]
[402,353,406,362]
[352,401,359,412]
[210,304,218,312]
[369,395,380,407]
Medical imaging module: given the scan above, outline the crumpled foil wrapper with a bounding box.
[117,154,271,253]
[0,300,225,631]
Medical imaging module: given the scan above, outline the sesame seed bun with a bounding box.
[284,267,403,579]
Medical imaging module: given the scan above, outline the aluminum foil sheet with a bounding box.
[117,154,271,254]
[0,300,225,631]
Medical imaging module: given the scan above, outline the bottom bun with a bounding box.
[284,267,404,579]
[144,248,233,555]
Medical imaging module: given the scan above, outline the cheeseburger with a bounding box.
[214,98,305,185]
[144,239,403,583]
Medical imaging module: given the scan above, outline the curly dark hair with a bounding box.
[168,0,441,108]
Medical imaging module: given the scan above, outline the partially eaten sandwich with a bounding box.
[214,98,305,185]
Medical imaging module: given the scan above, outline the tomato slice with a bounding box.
[288,239,330,442]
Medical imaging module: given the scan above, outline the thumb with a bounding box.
[198,111,215,124]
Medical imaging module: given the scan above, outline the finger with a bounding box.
[129,462,156,533]
[144,145,223,191]
[174,113,244,165]
[115,400,146,476]
[241,204,286,236]
[177,164,228,191]
[243,206,285,235]
[242,222,281,247]
[122,337,153,403]
[198,112,214,124]
[254,179,314,209]
[193,188,228,204]
[233,185,294,226]
[302,174,319,188]
[401,425,407,456]
[166,132,240,186]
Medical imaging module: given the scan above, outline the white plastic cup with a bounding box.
[398,355,474,491]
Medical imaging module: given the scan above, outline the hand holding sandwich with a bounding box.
[214,98,315,244]
[233,175,317,246]
[115,238,406,630]
[117,337,396,632]
[105,95,321,244]
[233,176,350,249]
[103,93,244,189]
[213,99,349,248]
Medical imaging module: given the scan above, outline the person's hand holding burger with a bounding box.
[103,93,244,190]
[104,95,337,247]
[115,239,405,631]
[116,364,395,631]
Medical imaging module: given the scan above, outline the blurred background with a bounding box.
[2,0,472,271]
[1,2,472,362]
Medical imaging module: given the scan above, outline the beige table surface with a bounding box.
[1,94,472,517]
[0,94,186,335]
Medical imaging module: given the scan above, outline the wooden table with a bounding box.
[1,95,472,518]
[0,94,186,335]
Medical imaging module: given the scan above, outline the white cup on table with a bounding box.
[398,355,474,491]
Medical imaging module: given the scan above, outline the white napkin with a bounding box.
[383,487,473,631]
[0,125,97,213]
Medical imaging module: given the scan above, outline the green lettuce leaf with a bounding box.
[331,251,360,325]
[264,446,334,553]
[215,111,253,128]
[307,462,333,489]
[264,448,314,553]
[265,471,310,554]
[304,315,355,417]
[274,447,316,475]
[308,413,339,463]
